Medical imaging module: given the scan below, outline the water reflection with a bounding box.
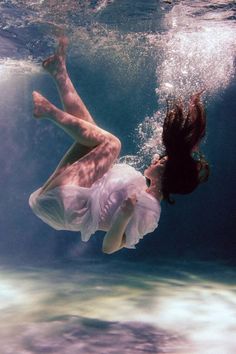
[0,261,235,353]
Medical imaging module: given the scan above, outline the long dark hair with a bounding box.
[161,92,210,204]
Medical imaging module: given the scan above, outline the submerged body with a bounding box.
[30,164,160,249]
[29,38,208,254]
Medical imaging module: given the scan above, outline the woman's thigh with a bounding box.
[56,142,93,170]
[42,137,121,192]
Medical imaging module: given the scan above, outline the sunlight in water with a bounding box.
[0,263,235,353]
[157,2,236,100]
[155,281,236,354]
[0,59,40,81]
[0,282,28,310]
[135,1,236,166]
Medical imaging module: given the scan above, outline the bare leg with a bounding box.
[41,38,96,185]
[33,92,121,192]
[42,37,95,124]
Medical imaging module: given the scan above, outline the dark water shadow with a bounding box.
[22,316,185,354]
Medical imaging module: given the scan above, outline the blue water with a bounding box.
[0,0,236,353]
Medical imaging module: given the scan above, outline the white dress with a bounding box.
[29,164,161,249]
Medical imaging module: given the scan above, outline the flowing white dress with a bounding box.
[29,164,161,249]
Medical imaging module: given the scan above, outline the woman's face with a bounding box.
[144,156,167,182]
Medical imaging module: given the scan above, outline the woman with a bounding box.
[29,38,209,254]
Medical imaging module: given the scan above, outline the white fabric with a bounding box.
[29,163,161,249]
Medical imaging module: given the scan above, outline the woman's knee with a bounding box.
[100,135,121,162]
[109,135,121,157]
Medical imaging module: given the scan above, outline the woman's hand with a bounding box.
[120,194,137,217]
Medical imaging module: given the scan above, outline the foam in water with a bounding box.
[0,1,235,168]
[158,3,236,100]
[134,1,236,168]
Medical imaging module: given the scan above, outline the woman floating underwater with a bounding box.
[29,38,209,254]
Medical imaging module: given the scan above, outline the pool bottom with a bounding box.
[0,259,235,354]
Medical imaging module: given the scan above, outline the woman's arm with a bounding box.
[102,195,137,254]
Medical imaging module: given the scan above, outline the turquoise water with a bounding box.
[0,0,236,353]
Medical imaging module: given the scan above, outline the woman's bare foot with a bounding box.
[42,37,68,76]
[33,91,54,118]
